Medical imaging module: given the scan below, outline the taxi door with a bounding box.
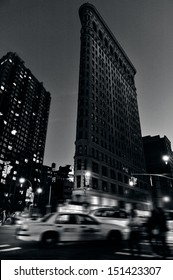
[54,214,80,241]
[76,214,102,241]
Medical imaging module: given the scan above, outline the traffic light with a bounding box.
[129,176,137,186]
[57,165,72,179]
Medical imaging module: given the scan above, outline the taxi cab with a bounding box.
[16,212,130,248]
[89,207,129,227]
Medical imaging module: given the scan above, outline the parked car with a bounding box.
[16,212,130,249]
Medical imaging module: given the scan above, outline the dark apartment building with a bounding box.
[73,3,150,213]
[143,135,173,209]
[0,52,51,209]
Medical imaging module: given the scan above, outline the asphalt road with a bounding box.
[0,225,173,260]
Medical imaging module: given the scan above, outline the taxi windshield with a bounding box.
[41,213,54,222]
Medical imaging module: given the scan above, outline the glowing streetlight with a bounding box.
[85,171,91,188]
[36,187,42,194]
[85,171,91,179]
[83,171,91,195]
[19,177,26,184]
[162,155,170,165]
[163,196,170,203]
[35,187,42,207]
[129,177,137,187]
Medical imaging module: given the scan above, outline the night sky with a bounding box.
[1,0,173,168]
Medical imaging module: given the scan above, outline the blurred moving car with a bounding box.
[16,212,130,249]
[165,211,173,244]
[14,211,41,226]
[89,207,129,227]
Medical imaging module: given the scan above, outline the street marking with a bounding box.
[0,244,10,248]
[115,251,158,258]
[115,251,131,256]
[0,247,21,252]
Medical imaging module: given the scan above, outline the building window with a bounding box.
[92,178,98,189]
[77,159,82,170]
[78,145,82,155]
[104,38,108,48]
[102,166,108,177]
[102,180,107,192]
[110,169,116,179]
[99,30,103,41]
[111,183,116,193]
[118,185,123,195]
[77,176,81,188]
[118,172,123,182]
[93,21,97,33]
[92,161,99,173]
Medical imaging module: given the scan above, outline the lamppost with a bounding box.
[46,185,52,214]
[19,177,32,188]
[35,187,43,206]
[83,171,91,213]
[19,177,33,211]
[84,171,91,196]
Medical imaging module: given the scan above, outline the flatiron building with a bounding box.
[73,3,150,212]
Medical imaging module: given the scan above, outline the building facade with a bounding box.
[73,3,151,213]
[0,52,51,210]
[143,135,173,209]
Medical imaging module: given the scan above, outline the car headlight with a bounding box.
[123,227,130,234]
[21,224,29,231]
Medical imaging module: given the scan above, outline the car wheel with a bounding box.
[107,230,122,251]
[41,231,59,248]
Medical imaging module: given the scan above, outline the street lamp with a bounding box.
[36,187,42,194]
[163,196,171,203]
[19,177,33,209]
[162,155,170,165]
[82,171,91,212]
[35,187,42,206]
[19,177,26,184]
[19,177,33,190]
[84,171,91,194]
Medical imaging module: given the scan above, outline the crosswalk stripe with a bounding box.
[0,247,21,252]
[0,244,10,248]
[115,251,157,258]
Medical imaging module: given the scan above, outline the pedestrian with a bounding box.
[157,207,170,258]
[146,208,169,258]
[1,209,7,225]
[128,209,142,256]
[146,209,160,256]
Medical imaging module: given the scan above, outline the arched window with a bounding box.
[114,52,118,61]
[110,45,113,55]
[99,30,103,41]
[104,38,108,48]
[92,21,97,33]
